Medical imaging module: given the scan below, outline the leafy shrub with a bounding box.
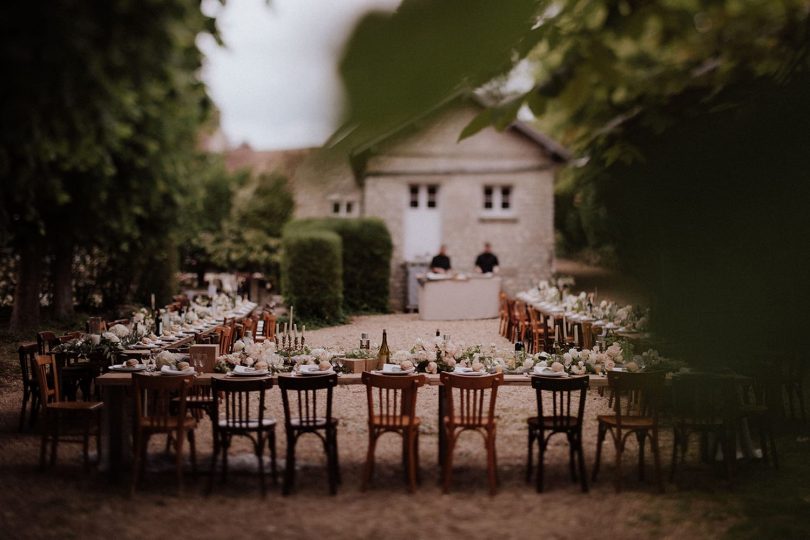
[285,218,392,313]
[281,230,343,324]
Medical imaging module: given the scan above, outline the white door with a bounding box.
[403,184,441,262]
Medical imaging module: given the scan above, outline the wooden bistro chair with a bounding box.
[498,292,510,338]
[527,374,589,492]
[213,325,234,356]
[33,355,103,470]
[208,377,278,497]
[18,343,40,431]
[511,300,528,344]
[36,331,60,355]
[526,307,546,355]
[277,373,340,495]
[592,370,666,492]
[670,372,740,482]
[131,373,198,495]
[440,372,504,495]
[361,372,426,492]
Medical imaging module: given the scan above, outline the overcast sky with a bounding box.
[199,0,400,150]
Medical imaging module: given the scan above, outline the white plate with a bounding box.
[110,364,147,372]
[373,368,416,376]
[298,369,335,376]
[160,366,195,376]
[232,366,269,377]
[133,343,158,349]
[452,369,487,377]
[533,369,566,377]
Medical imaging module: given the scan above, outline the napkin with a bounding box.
[160,365,195,376]
[382,364,402,373]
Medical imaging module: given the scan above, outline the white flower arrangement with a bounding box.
[102,332,120,343]
[108,324,130,338]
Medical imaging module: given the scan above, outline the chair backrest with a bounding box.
[362,372,425,427]
[607,370,666,428]
[212,377,273,429]
[59,331,82,343]
[671,372,740,424]
[440,372,504,427]
[513,300,527,324]
[242,318,256,337]
[213,326,233,356]
[277,374,338,429]
[33,354,61,404]
[531,375,588,430]
[86,317,107,334]
[18,343,38,387]
[36,332,59,355]
[131,373,193,430]
[498,292,509,315]
[262,311,277,339]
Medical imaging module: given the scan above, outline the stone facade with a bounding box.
[292,102,563,311]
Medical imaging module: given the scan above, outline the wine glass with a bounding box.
[337,356,344,373]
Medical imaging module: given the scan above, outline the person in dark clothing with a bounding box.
[474,242,500,274]
[430,245,451,273]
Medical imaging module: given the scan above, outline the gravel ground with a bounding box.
[0,314,735,539]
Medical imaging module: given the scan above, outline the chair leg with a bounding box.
[96,410,102,468]
[407,429,418,493]
[576,433,588,492]
[324,431,337,495]
[536,434,545,493]
[30,392,40,428]
[221,435,230,483]
[175,430,185,495]
[82,420,91,471]
[361,430,377,491]
[637,432,646,481]
[415,431,421,485]
[568,433,577,482]
[670,427,680,483]
[19,387,29,432]
[614,436,623,493]
[283,431,296,496]
[39,414,49,470]
[442,432,456,494]
[269,429,278,484]
[50,414,59,467]
[651,429,663,493]
[333,429,341,485]
[592,423,605,481]
[257,436,267,498]
[131,432,146,496]
[207,431,220,495]
[188,430,197,481]
[526,427,535,483]
[486,431,497,496]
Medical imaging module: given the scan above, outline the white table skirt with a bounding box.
[417,276,501,320]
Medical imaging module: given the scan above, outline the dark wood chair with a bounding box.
[527,374,589,492]
[511,300,528,343]
[33,355,103,470]
[213,326,233,356]
[592,370,665,492]
[18,343,40,431]
[670,372,739,481]
[277,373,340,495]
[36,331,59,355]
[440,372,504,495]
[208,377,277,497]
[361,372,426,492]
[130,373,197,495]
[526,307,546,354]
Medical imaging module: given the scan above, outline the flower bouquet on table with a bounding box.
[215,339,288,373]
[54,330,140,365]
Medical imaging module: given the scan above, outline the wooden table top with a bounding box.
[95,371,609,388]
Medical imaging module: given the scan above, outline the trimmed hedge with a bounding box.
[281,229,343,324]
[284,218,393,313]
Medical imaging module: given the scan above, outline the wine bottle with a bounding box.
[436,328,440,337]
[155,310,163,336]
[376,329,391,369]
[514,340,524,352]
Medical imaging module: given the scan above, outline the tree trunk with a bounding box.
[9,239,45,332]
[51,235,75,319]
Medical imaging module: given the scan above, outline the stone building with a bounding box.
[291,97,569,310]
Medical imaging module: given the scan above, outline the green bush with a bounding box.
[285,218,392,313]
[281,230,343,324]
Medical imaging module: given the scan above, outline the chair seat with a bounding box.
[47,401,103,412]
[371,415,421,428]
[290,417,338,428]
[139,416,197,430]
[443,416,495,429]
[218,418,277,429]
[597,414,654,428]
[527,415,580,430]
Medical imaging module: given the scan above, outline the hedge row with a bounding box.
[282,218,392,320]
[280,229,343,324]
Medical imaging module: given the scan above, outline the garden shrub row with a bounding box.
[281,218,392,322]
[280,229,343,324]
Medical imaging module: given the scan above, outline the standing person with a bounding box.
[430,245,452,273]
[474,242,500,274]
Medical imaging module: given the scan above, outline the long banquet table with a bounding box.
[95,371,608,480]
